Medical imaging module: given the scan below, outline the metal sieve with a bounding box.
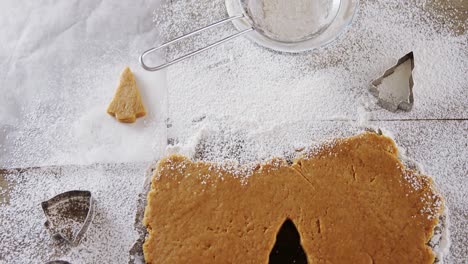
[140,0,359,71]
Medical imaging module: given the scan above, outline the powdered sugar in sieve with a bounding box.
[241,0,341,42]
[140,0,359,71]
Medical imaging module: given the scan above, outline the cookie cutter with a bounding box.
[370,52,415,112]
[41,190,95,246]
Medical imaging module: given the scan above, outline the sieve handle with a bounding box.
[140,14,254,71]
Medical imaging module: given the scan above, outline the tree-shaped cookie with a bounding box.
[107,67,146,123]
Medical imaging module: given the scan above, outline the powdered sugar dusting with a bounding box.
[0,0,466,263]
[0,0,168,168]
[376,120,467,263]
[0,163,145,263]
[158,0,466,136]
[154,1,466,261]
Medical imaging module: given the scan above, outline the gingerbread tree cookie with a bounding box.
[107,67,146,123]
[143,133,444,264]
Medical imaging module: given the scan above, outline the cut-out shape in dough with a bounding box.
[269,219,308,264]
[370,52,414,112]
[143,133,444,264]
[107,67,146,123]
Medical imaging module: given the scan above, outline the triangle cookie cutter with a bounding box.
[41,190,95,246]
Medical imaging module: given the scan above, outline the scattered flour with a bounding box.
[156,0,467,128]
[0,0,168,168]
[0,0,467,263]
[155,0,466,262]
[0,163,146,263]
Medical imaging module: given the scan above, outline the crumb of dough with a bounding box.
[107,67,146,123]
[143,132,444,264]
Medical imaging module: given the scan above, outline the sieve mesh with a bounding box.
[242,0,341,42]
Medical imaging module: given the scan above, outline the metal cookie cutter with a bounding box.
[42,190,95,246]
[140,0,359,71]
[370,52,415,112]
